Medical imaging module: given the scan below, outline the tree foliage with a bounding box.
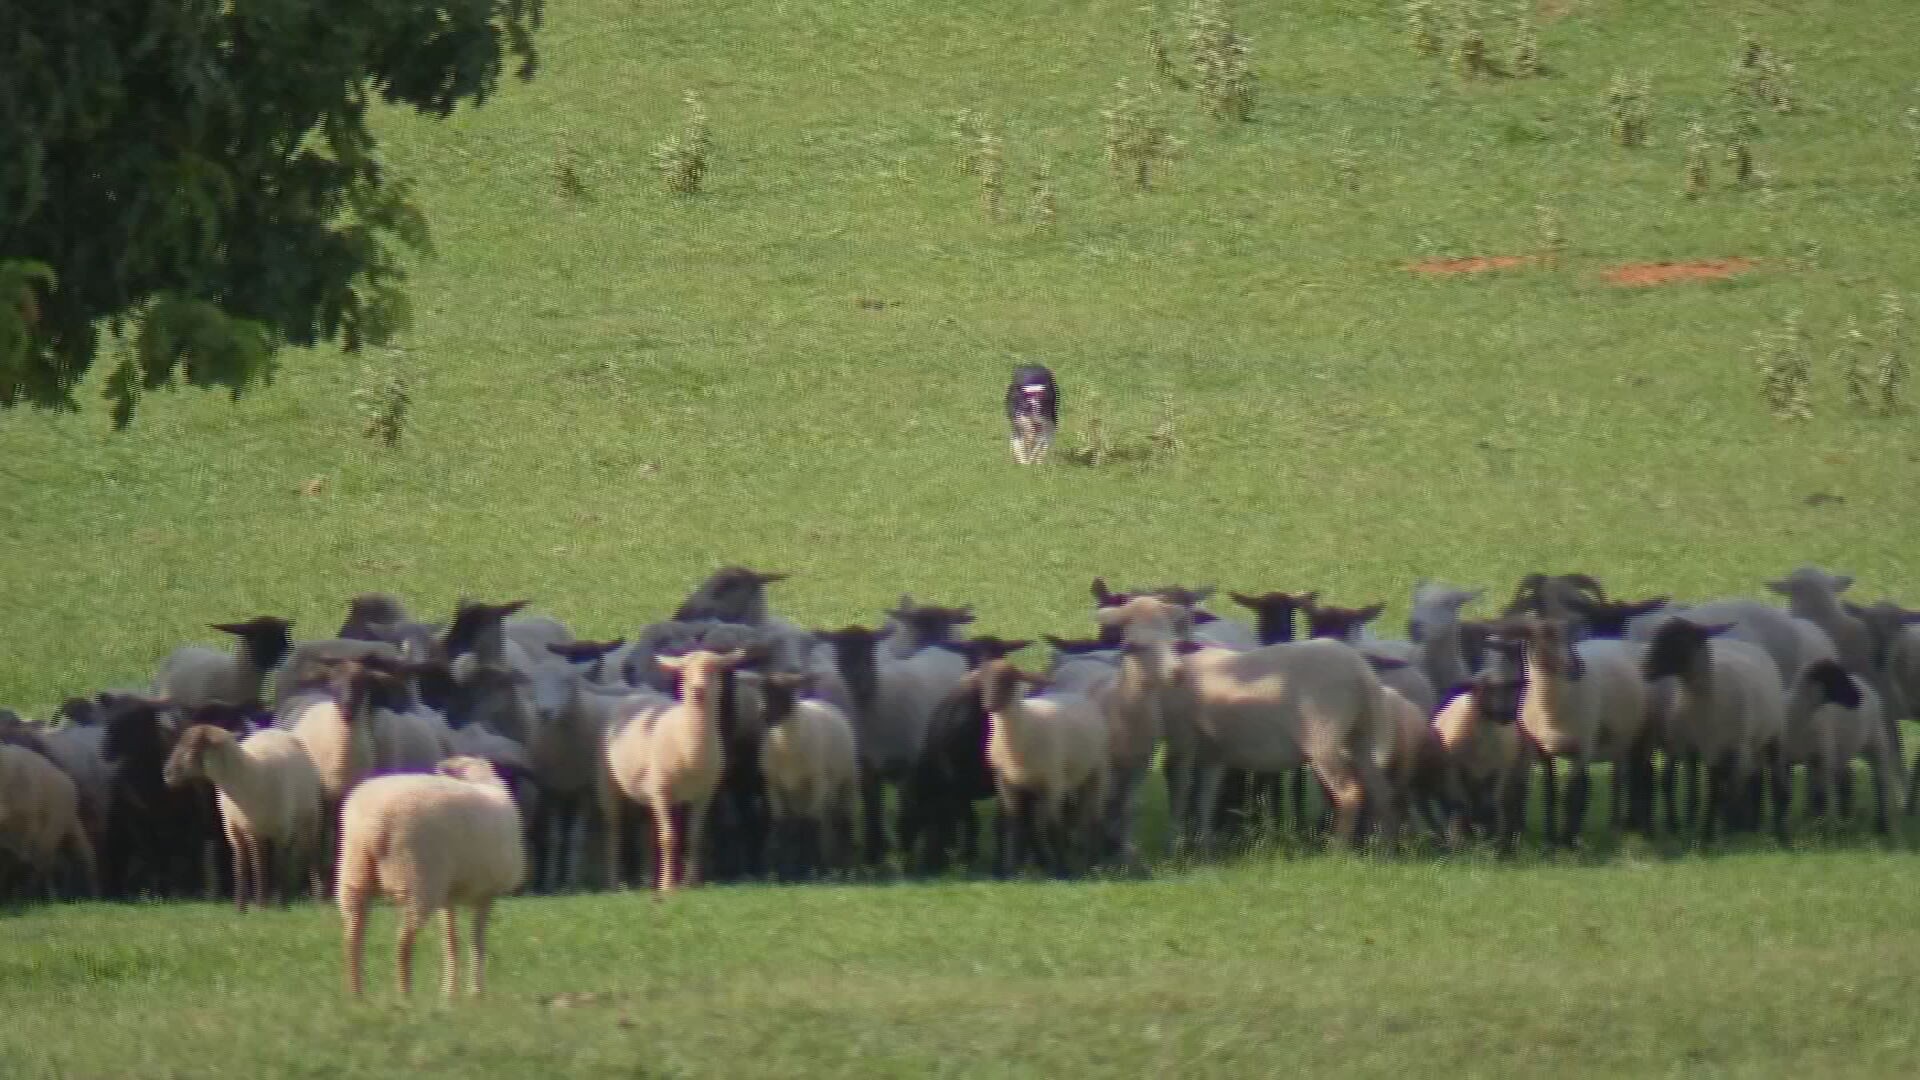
[0,0,544,426]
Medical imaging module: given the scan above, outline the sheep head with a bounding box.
[674,566,788,624]
[1563,594,1670,639]
[1641,618,1735,682]
[816,626,882,717]
[758,671,812,727]
[1801,660,1863,710]
[1229,590,1314,646]
[162,724,236,788]
[1304,600,1384,642]
[546,638,627,665]
[1766,565,1855,600]
[338,593,409,641]
[1407,583,1485,643]
[210,615,295,670]
[977,659,1046,713]
[439,599,530,663]
[1491,615,1585,680]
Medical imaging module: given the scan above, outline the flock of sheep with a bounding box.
[4,563,1920,996]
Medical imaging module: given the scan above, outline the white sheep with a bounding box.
[1162,634,1395,851]
[977,660,1110,876]
[0,741,97,899]
[1642,617,1790,844]
[162,723,326,910]
[757,672,861,877]
[1085,596,1188,868]
[156,616,295,710]
[337,755,526,998]
[1493,615,1651,845]
[1767,567,1898,759]
[1406,581,1487,701]
[598,648,746,892]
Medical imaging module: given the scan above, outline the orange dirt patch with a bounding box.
[1406,255,1538,276]
[1603,258,1758,286]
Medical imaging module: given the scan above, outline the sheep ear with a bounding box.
[1187,585,1217,605]
[754,570,790,585]
[1700,621,1738,638]
[714,649,749,669]
[1832,574,1854,593]
[1228,591,1258,609]
[655,655,690,673]
[1357,602,1385,623]
[1091,577,1117,605]
[1367,655,1410,672]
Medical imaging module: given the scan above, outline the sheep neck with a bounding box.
[680,680,726,757]
[1518,641,1583,724]
[1423,618,1467,692]
[1785,585,1845,629]
[198,737,272,816]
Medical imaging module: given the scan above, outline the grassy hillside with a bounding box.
[5,0,1919,711]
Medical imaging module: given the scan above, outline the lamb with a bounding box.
[162,723,326,910]
[1782,661,1897,833]
[1642,617,1790,845]
[1084,596,1187,868]
[758,672,861,879]
[977,660,1110,877]
[156,616,295,710]
[1491,615,1652,845]
[1161,633,1396,851]
[598,648,746,892]
[0,740,97,900]
[337,756,526,998]
[1429,632,1529,852]
[1766,566,1897,759]
[278,656,383,887]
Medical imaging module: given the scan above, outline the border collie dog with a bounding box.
[1005,364,1059,465]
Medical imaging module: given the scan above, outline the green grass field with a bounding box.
[4,0,1920,1073]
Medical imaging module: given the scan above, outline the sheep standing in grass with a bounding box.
[1163,634,1396,852]
[157,616,295,710]
[598,648,746,892]
[1767,567,1898,759]
[898,635,1033,876]
[1086,596,1187,868]
[163,723,326,910]
[758,672,861,878]
[337,756,526,998]
[1784,661,1897,833]
[280,657,382,889]
[0,740,97,900]
[1430,630,1529,852]
[978,660,1109,877]
[1493,615,1652,845]
[1642,618,1790,845]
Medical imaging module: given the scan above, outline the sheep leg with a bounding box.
[395,906,424,996]
[653,802,681,893]
[1906,752,1920,817]
[1869,751,1894,836]
[858,767,887,869]
[67,826,99,900]
[1538,756,1558,846]
[1701,756,1732,846]
[1767,743,1791,847]
[1162,753,1197,857]
[682,802,708,889]
[1836,766,1857,821]
[441,908,461,999]
[341,891,369,997]
[1499,768,1528,856]
[1318,764,1368,850]
[1563,761,1591,848]
[1625,739,1656,837]
[1192,764,1225,856]
[1681,753,1700,833]
[226,822,252,914]
[1806,758,1829,822]
[252,838,272,912]
[470,900,493,996]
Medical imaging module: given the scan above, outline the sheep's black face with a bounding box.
[821,628,881,715]
[1642,619,1710,682]
[221,616,294,670]
[1804,661,1862,710]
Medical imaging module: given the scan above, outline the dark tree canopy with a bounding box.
[0,0,544,426]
